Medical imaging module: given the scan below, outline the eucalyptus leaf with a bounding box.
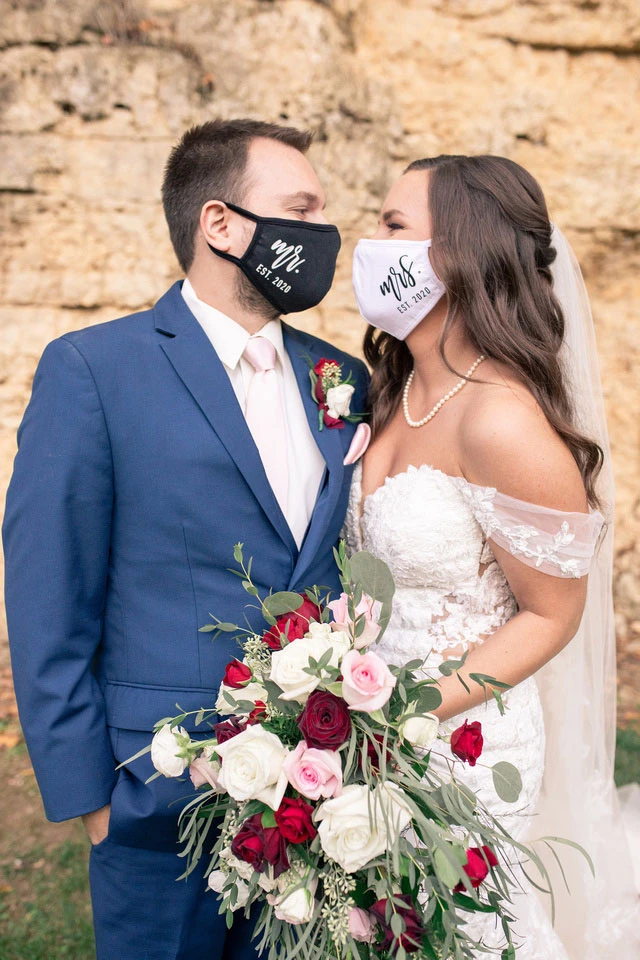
[241,800,269,821]
[415,685,443,713]
[263,592,304,617]
[404,659,426,671]
[390,913,406,938]
[492,761,523,803]
[453,893,495,914]
[438,660,461,677]
[433,847,461,888]
[350,550,395,635]
[368,708,388,726]
[350,551,395,607]
[262,679,300,716]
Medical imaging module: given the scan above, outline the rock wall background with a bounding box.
[1,0,638,719]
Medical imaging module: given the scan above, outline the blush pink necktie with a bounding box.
[243,336,289,518]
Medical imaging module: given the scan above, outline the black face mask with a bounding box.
[208,201,341,315]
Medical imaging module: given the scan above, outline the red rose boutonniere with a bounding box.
[309,358,363,430]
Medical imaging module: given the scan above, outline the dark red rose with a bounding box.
[314,358,334,376]
[454,846,499,892]
[231,813,290,878]
[247,701,267,725]
[450,720,483,766]
[322,408,346,430]
[315,378,326,404]
[231,814,267,872]
[274,797,317,844]
[262,597,323,651]
[214,716,245,744]
[223,659,252,689]
[298,690,352,750]
[370,895,424,954]
[262,823,290,878]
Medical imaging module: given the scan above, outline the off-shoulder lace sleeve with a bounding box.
[452,479,604,578]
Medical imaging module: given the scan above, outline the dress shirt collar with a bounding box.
[181,277,285,371]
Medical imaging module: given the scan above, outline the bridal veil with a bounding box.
[530,225,639,958]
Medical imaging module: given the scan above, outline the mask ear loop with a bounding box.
[206,201,262,267]
[222,200,261,223]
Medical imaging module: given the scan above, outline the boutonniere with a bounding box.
[309,358,362,430]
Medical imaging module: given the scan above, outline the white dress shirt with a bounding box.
[181,278,325,549]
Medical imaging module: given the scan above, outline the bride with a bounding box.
[344,155,639,958]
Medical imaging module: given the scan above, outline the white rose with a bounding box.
[316,783,412,873]
[326,628,352,662]
[207,869,227,893]
[215,725,289,810]
[208,870,250,911]
[376,781,413,837]
[230,880,250,912]
[326,383,355,419]
[258,868,278,892]
[274,876,318,924]
[307,621,352,664]
[150,724,189,778]
[215,681,268,715]
[399,711,439,753]
[270,635,328,702]
[306,621,333,642]
[219,847,256,881]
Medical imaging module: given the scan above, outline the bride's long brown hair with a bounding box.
[363,155,603,507]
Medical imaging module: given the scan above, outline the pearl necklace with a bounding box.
[402,355,485,429]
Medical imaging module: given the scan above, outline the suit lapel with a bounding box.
[282,324,345,588]
[155,283,297,555]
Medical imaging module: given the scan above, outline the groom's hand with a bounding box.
[82,803,111,846]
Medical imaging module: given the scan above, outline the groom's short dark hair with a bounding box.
[162,118,313,272]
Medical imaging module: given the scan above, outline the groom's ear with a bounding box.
[199,200,234,254]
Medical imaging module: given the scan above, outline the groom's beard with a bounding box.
[234,220,279,321]
[235,270,280,322]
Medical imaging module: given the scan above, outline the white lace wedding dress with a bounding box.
[343,461,606,958]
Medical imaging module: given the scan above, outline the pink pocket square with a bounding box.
[343,422,371,466]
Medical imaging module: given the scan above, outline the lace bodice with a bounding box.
[343,463,603,663]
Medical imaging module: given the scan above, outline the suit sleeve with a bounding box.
[3,336,117,821]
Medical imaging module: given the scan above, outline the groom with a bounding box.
[3,118,369,960]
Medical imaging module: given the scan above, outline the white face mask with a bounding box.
[352,238,446,340]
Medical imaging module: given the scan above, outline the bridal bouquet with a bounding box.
[140,544,561,960]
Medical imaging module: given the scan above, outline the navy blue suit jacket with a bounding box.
[3,282,369,824]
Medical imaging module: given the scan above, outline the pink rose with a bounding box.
[341,650,396,713]
[328,592,382,649]
[283,740,343,801]
[348,906,376,943]
[189,755,222,791]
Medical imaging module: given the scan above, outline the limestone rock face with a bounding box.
[0,0,637,688]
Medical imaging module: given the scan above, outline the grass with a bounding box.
[0,840,94,960]
[615,726,640,787]
[0,730,637,959]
